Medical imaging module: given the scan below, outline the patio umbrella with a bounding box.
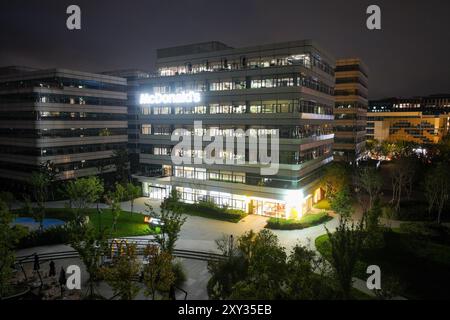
[59,267,66,297]
[33,254,40,271]
[49,261,56,277]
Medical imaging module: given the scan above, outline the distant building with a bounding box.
[369,94,450,113]
[366,111,450,144]
[334,58,369,163]
[368,95,450,144]
[0,67,128,188]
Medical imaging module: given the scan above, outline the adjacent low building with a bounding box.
[368,96,450,144]
[366,111,450,144]
[0,66,128,189]
[133,40,336,219]
[334,58,368,163]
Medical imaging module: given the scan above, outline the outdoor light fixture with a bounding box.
[139,91,201,105]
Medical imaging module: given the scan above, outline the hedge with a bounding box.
[177,201,248,223]
[265,212,331,230]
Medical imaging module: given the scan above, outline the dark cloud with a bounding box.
[1,0,449,99]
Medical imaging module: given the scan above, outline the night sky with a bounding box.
[1,0,449,99]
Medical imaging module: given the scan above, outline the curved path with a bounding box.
[28,197,338,253]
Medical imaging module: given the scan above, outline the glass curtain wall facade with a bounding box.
[0,67,128,183]
[134,41,335,219]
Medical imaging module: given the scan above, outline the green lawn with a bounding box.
[314,199,331,210]
[87,209,155,238]
[265,211,332,230]
[15,207,154,238]
[315,228,450,300]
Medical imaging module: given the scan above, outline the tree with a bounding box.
[434,134,450,163]
[228,230,287,300]
[325,216,366,299]
[39,160,58,200]
[145,198,186,254]
[105,183,126,233]
[330,188,354,218]
[112,149,130,185]
[424,163,450,224]
[63,177,104,223]
[390,157,416,211]
[0,191,15,212]
[380,141,396,159]
[0,201,24,298]
[365,139,376,154]
[321,163,351,199]
[364,197,384,249]
[125,183,141,215]
[142,245,175,300]
[285,244,335,300]
[356,166,382,211]
[208,230,336,300]
[101,244,141,300]
[28,171,50,231]
[207,234,247,299]
[68,223,108,299]
[21,194,46,232]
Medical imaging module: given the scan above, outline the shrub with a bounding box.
[381,205,397,220]
[266,212,331,230]
[172,261,187,288]
[180,201,247,223]
[314,199,331,210]
[399,222,450,244]
[16,225,70,249]
[382,201,438,222]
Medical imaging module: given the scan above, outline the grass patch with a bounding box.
[265,211,332,230]
[13,207,154,238]
[315,228,450,300]
[314,199,331,210]
[87,209,155,238]
[177,201,248,223]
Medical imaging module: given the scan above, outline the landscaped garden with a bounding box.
[315,222,450,299]
[265,211,332,230]
[13,208,156,248]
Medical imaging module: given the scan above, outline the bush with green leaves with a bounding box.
[265,212,331,230]
[16,225,70,249]
[0,201,26,297]
[172,260,187,288]
[63,176,104,223]
[207,230,334,300]
[183,201,247,223]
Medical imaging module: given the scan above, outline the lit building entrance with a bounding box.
[250,199,286,218]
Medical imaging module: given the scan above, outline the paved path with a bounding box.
[17,197,402,299]
[28,197,339,253]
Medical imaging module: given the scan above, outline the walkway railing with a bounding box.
[15,248,226,264]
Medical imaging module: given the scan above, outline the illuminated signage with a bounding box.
[139,91,201,105]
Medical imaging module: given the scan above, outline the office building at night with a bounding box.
[367,96,450,144]
[0,67,128,187]
[102,69,151,173]
[133,40,335,219]
[334,58,368,163]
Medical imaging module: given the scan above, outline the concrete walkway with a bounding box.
[28,197,339,253]
[17,197,403,299]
